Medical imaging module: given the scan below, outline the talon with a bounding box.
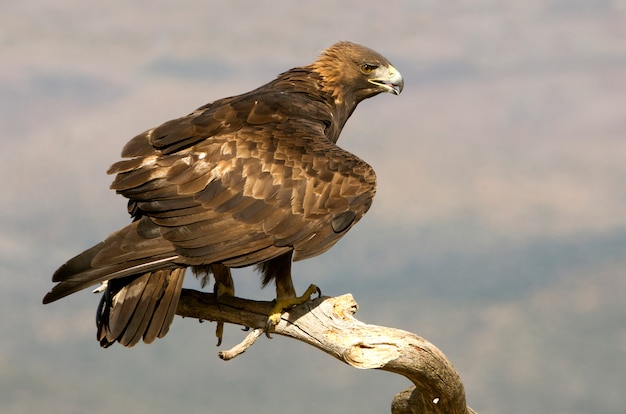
[213,281,234,345]
[301,284,320,301]
[265,318,274,339]
[216,322,224,346]
[265,305,282,338]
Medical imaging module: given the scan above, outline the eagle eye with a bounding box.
[359,63,378,74]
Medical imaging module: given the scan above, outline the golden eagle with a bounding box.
[43,41,403,347]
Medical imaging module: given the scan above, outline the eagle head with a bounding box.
[312,41,404,104]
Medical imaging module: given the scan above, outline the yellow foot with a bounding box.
[265,284,321,338]
[214,282,235,298]
[214,282,235,346]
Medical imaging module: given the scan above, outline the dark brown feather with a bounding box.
[44,41,402,347]
[97,268,185,347]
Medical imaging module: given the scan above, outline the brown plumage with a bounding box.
[43,41,403,347]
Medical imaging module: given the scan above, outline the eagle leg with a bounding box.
[265,283,321,338]
[194,264,234,346]
[257,252,321,338]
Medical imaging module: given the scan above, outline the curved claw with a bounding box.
[216,321,224,346]
[264,318,274,339]
[265,305,282,339]
[213,282,235,346]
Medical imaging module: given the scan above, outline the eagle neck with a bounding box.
[272,67,359,144]
[326,100,357,144]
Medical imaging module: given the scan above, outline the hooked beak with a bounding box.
[369,65,404,95]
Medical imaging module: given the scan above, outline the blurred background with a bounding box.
[2,1,625,413]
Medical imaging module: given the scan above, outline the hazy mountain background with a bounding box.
[2,1,625,413]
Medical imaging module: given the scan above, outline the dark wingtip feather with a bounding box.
[51,241,107,283]
[43,240,114,304]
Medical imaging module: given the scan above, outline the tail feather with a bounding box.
[97,268,186,347]
[144,267,185,343]
[107,273,160,340]
[117,273,162,347]
[117,270,165,345]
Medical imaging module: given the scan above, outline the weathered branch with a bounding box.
[176,289,475,414]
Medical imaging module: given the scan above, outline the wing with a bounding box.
[108,91,376,267]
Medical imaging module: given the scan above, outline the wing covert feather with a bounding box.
[107,93,376,267]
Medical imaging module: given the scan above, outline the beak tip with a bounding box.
[389,67,404,95]
[391,79,404,95]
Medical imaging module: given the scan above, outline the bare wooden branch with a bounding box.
[176,289,475,414]
[218,328,263,360]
